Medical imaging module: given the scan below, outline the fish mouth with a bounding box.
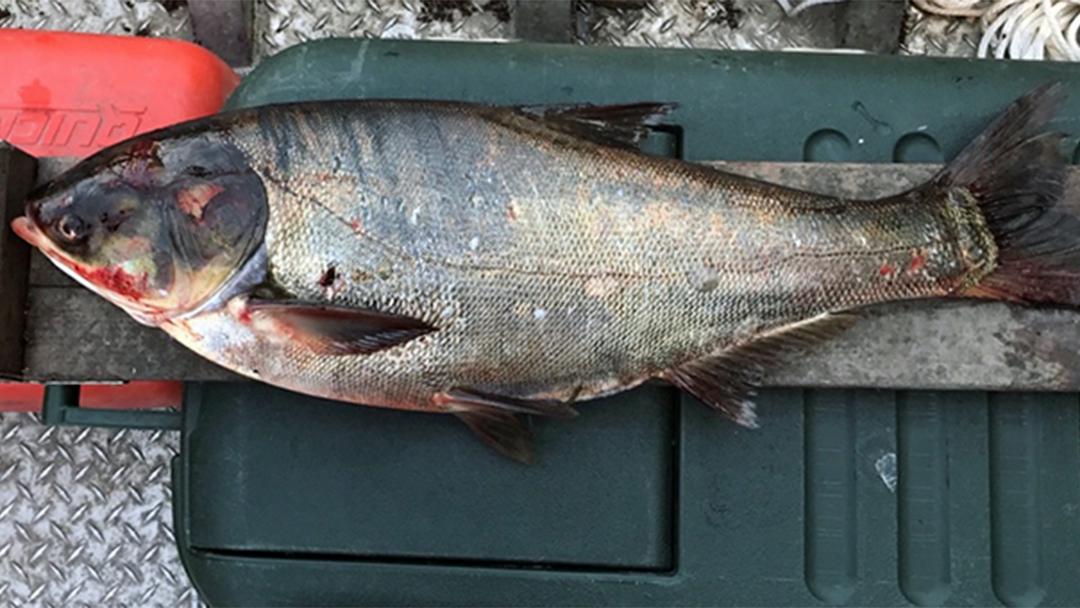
[11,215,41,248]
[10,214,166,327]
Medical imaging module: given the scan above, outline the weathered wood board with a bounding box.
[17,160,1080,390]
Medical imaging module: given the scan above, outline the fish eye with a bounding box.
[184,165,211,178]
[56,214,89,244]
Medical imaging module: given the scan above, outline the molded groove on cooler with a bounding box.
[989,394,1046,608]
[896,391,952,606]
[804,389,857,605]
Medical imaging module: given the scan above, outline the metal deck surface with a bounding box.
[0,0,192,39]
[0,1,1024,605]
[0,414,194,607]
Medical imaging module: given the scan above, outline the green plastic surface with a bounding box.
[182,383,674,568]
[176,40,1080,606]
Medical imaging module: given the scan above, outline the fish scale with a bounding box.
[172,101,973,410]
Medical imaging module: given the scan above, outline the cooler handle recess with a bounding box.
[42,384,183,431]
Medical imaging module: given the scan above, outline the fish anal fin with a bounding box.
[664,312,858,427]
[236,297,434,356]
[515,102,676,150]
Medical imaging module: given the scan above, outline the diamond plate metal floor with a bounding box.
[580,0,840,50]
[255,0,513,58]
[902,3,980,57]
[0,0,193,39]
[0,414,199,608]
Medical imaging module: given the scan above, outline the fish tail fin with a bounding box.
[937,82,1080,306]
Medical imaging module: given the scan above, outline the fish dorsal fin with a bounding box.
[515,102,676,150]
[436,387,579,464]
[238,298,434,356]
[663,312,858,427]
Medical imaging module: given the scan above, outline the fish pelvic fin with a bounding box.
[663,312,858,427]
[437,387,579,464]
[936,82,1080,306]
[454,409,536,465]
[438,387,579,419]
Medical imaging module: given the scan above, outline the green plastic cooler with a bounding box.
[171,40,1080,606]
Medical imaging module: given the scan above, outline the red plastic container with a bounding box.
[0,29,239,158]
[0,29,239,411]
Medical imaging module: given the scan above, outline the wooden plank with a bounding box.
[30,250,74,287]
[20,162,1080,390]
[837,0,906,54]
[188,0,253,67]
[25,287,235,382]
[511,0,574,43]
[0,144,36,377]
[28,158,78,288]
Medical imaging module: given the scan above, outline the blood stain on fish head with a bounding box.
[13,128,268,326]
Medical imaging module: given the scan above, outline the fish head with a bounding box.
[13,129,268,326]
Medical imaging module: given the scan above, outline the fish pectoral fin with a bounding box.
[453,409,535,465]
[515,102,676,150]
[663,312,858,428]
[439,388,579,464]
[240,298,434,356]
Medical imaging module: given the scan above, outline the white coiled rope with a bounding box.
[912,0,1080,60]
[779,0,1080,61]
